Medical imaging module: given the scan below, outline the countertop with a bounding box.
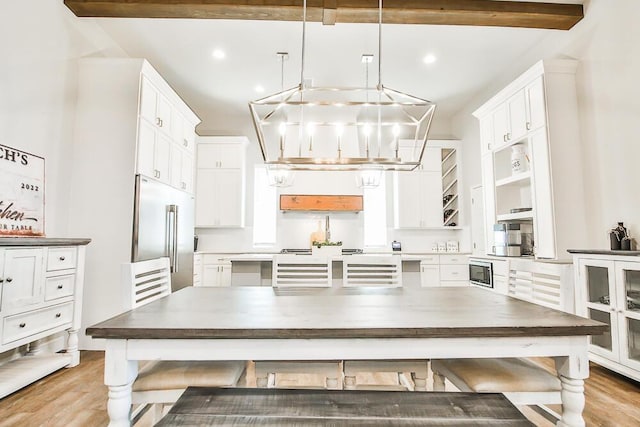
[0,237,92,246]
[195,251,470,262]
[568,249,640,256]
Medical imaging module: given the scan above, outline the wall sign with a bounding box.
[0,144,45,236]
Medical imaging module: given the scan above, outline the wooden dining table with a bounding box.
[87,286,606,427]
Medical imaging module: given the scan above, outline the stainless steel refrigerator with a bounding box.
[132,174,194,291]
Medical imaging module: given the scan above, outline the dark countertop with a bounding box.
[568,249,640,256]
[0,237,91,247]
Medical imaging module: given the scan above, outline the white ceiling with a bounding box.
[94,1,585,135]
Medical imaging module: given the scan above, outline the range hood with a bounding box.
[280,195,363,212]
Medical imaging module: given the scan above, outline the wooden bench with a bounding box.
[157,387,534,426]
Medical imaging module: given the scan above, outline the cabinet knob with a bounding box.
[59,256,66,261]
[156,117,162,126]
[507,133,511,140]
[183,139,188,147]
[503,134,507,142]
[55,313,62,318]
[57,284,64,289]
[0,278,3,283]
[526,122,531,130]
[19,323,26,328]
[6,277,12,283]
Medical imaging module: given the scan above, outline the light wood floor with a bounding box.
[0,351,639,426]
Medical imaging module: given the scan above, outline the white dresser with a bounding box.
[0,238,90,398]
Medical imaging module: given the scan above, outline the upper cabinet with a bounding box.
[74,58,200,194]
[394,140,461,229]
[195,136,247,228]
[473,59,587,260]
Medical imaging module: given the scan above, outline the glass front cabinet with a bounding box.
[574,254,640,381]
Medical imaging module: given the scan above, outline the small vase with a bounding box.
[622,237,632,251]
[610,231,621,250]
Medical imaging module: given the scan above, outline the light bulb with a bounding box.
[278,122,287,136]
[363,123,372,137]
[335,123,344,137]
[392,124,401,138]
[307,122,316,136]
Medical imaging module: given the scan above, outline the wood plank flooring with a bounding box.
[0,351,638,426]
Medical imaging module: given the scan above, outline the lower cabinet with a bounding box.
[0,240,89,398]
[420,255,469,287]
[194,255,232,287]
[573,254,640,382]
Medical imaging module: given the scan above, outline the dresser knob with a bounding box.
[57,284,64,289]
[55,313,61,318]
[6,277,12,283]
[59,256,66,261]
[19,323,26,328]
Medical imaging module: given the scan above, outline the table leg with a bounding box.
[555,350,589,427]
[104,340,138,427]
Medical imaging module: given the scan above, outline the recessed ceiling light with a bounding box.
[212,49,226,60]
[423,54,437,65]
[255,85,265,93]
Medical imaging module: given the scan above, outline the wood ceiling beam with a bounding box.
[64,0,584,30]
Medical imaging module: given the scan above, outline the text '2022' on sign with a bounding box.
[0,144,45,236]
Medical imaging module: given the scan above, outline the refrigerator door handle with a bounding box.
[168,204,179,273]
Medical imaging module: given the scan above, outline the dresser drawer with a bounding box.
[3,302,73,345]
[47,248,77,271]
[418,255,439,265]
[439,255,468,265]
[44,274,75,301]
[440,264,470,281]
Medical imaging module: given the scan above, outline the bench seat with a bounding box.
[157,387,533,426]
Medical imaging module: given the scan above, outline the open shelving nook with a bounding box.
[442,148,459,227]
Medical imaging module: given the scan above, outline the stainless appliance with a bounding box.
[469,259,493,288]
[493,222,534,257]
[132,174,194,291]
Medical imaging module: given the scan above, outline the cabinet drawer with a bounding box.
[440,280,470,287]
[3,302,73,345]
[440,264,470,281]
[419,255,439,265]
[439,255,468,265]
[47,248,77,271]
[44,274,75,301]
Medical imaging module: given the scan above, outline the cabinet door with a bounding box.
[420,264,440,287]
[419,147,442,172]
[171,109,184,144]
[526,76,546,132]
[181,151,194,193]
[578,258,619,361]
[197,143,243,169]
[182,120,196,153]
[155,132,172,183]
[170,144,182,189]
[394,172,422,228]
[480,154,496,254]
[139,77,159,124]
[479,116,494,155]
[507,89,528,142]
[421,171,443,227]
[137,120,157,178]
[201,264,219,286]
[215,169,244,227]
[491,104,509,148]
[219,263,232,287]
[195,169,218,227]
[529,129,556,259]
[616,262,640,371]
[155,94,172,133]
[1,249,44,311]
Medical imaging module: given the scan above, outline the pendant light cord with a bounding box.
[378,0,382,88]
[300,0,307,87]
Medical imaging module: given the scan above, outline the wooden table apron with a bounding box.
[88,287,605,427]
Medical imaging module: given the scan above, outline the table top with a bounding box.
[87,286,606,340]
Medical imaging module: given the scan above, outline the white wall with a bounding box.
[451,0,640,250]
[0,1,125,236]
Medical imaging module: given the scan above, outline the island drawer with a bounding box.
[47,247,77,271]
[439,255,468,265]
[440,264,470,281]
[44,274,75,301]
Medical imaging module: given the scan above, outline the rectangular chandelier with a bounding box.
[249,84,436,171]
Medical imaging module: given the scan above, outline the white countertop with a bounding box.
[195,251,470,262]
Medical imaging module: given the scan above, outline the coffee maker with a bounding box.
[493,222,533,256]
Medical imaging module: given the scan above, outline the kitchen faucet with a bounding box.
[325,215,331,242]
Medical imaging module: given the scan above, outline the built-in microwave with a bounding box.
[469,259,493,289]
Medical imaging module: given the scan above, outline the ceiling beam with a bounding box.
[64,0,584,30]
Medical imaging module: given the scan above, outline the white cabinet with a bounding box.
[507,258,573,312]
[196,255,232,287]
[473,59,586,260]
[0,240,89,398]
[195,137,247,228]
[135,68,198,192]
[394,141,461,229]
[420,255,469,287]
[573,253,640,381]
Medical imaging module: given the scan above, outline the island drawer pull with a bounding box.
[19,323,26,328]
